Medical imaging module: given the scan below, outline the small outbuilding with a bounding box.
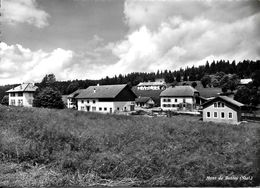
[135,97,155,108]
[202,96,244,124]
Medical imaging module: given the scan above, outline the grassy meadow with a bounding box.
[0,105,259,187]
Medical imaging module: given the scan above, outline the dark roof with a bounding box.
[202,96,244,108]
[160,86,198,97]
[6,83,38,93]
[135,97,152,103]
[67,89,85,98]
[75,84,128,99]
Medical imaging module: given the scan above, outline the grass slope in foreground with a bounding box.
[0,105,259,187]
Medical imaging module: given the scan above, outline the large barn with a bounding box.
[75,84,137,113]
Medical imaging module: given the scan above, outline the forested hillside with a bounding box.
[0,60,259,101]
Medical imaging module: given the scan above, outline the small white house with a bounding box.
[75,84,137,113]
[202,96,244,124]
[160,86,199,111]
[6,83,38,107]
[135,97,155,108]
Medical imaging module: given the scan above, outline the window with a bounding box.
[228,112,233,119]
[18,93,23,97]
[183,98,186,103]
[92,107,96,111]
[10,93,15,97]
[183,104,186,107]
[81,100,84,103]
[167,99,171,102]
[172,104,175,107]
[214,103,217,108]
[221,112,225,118]
[163,104,166,107]
[18,99,23,106]
[11,99,15,105]
[87,100,89,103]
[99,107,102,111]
[81,106,84,110]
[28,99,32,105]
[104,107,107,111]
[93,100,96,104]
[221,103,225,108]
[163,99,167,102]
[167,104,171,107]
[175,99,177,102]
[117,107,120,111]
[207,112,210,118]
[214,112,218,118]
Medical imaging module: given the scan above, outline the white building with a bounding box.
[137,81,166,90]
[67,89,84,109]
[6,83,38,107]
[160,86,199,111]
[75,84,137,113]
[202,96,244,124]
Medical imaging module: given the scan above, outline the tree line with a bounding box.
[1,59,259,107]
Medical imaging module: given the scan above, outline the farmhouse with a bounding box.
[75,84,136,113]
[202,96,244,124]
[135,96,155,108]
[6,83,38,107]
[160,86,199,111]
[67,89,84,109]
[137,81,166,90]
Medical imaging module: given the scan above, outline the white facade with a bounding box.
[77,99,135,113]
[203,102,239,124]
[160,97,195,111]
[9,92,34,107]
[67,98,76,109]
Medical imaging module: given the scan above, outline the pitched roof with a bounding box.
[137,81,166,86]
[6,83,38,93]
[160,86,198,97]
[202,96,244,108]
[75,84,129,99]
[135,97,152,103]
[67,89,85,98]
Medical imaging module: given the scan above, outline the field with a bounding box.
[0,105,259,187]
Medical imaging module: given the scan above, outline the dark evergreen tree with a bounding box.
[33,87,64,109]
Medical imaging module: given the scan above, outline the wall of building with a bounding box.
[9,92,34,107]
[77,99,135,113]
[202,103,239,124]
[160,97,195,111]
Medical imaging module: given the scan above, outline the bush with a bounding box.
[33,87,64,109]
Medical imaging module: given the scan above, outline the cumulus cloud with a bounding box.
[0,42,73,84]
[0,38,118,84]
[2,0,49,28]
[107,0,260,75]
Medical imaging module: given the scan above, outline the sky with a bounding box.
[0,0,259,85]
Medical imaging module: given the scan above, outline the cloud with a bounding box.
[0,37,118,84]
[106,0,260,75]
[2,0,49,28]
[0,42,73,84]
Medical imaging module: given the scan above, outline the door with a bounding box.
[86,106,90,112]
[109,108,112,113]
